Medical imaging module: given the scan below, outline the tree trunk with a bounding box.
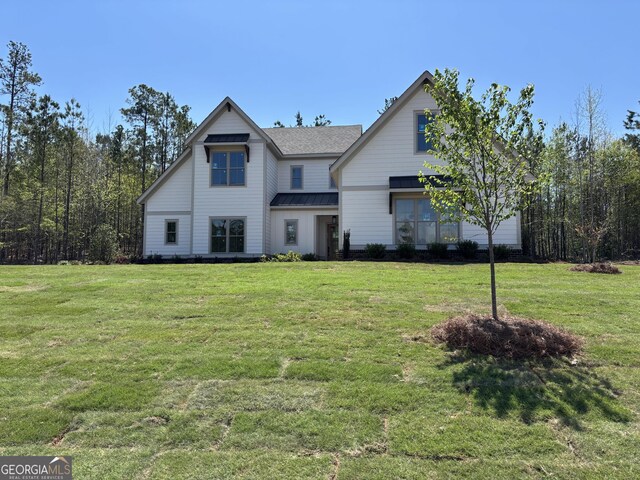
[116,155,121,241]
[139,114,148,257]
[63,142,74,259]
[54,158,60,262]
[487,228,499,320]
[34,141,47,263]
[2,66,17,196]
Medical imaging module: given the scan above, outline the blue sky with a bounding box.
[3,0,638,135]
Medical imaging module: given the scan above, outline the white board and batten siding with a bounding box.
[339,88,520,249]
[144,156,193,256]
[191,109,266,255]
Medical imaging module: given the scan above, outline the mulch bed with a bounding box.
[431,314,583,359]
[569,263,622,274]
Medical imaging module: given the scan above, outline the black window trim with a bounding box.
[284,219,298,246]
[165,219,178,245]
[209,216,247,254]
[290,165,304,190]
[210,149,247,187]
[393,197,460,245]
[415,110,437,154]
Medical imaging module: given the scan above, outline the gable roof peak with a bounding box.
[329,70,434,172]
[183,96,272,146]
[138,96,281,205]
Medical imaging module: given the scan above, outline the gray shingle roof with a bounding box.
[270,192,339,207]
[263,125,362,155]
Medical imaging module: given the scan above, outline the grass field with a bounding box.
[0,262,638,479]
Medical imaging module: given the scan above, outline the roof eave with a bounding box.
[138,97,286,205]
[137,146,192,205]
[270,205,338,210]
[281,152,342,159]
[185,97,284,157]
[330,70,434,173]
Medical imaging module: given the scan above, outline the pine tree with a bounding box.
[0,41,42,195]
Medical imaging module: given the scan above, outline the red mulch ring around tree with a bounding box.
[569,263,622,274]
[431,314,583,359]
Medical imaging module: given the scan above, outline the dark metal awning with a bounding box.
[270,192,339,207]
[204,133,251,163]
[203,133,250,143]
[389,175,452,189]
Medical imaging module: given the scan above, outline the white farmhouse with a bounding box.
[137,71,520,259]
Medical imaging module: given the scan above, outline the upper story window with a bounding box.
[395,197,459,245]
[291,165,303,190]
[416,114,434,153]
[165,220,177,244]
[211,151,245,186]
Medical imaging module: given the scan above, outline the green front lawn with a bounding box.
[0,262,638,478]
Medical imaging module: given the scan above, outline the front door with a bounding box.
[327,223,339,260]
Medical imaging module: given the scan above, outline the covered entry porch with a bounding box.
[315,214,339,260]
[269,192,339,259]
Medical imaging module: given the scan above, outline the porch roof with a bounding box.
[203,133,250,143]
[389,175,453,189]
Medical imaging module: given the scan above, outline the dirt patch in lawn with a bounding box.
[0,284,47,293]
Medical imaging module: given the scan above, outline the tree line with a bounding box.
[523,88,640,261]
[0,41,194,263]
[0,41,638,263]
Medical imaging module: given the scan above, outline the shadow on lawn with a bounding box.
[443,353,631,429]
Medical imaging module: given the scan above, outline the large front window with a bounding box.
[211,218,245,253]
[211,151,245,186]
[395,198,459,244]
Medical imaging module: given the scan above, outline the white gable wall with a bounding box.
[146,156,193,212]
[143,156,193,256]
[339,88,437,248]
[341,89,441,187]
[195,108,261,141]
[339,87,520,248]
[191,109,266,255]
